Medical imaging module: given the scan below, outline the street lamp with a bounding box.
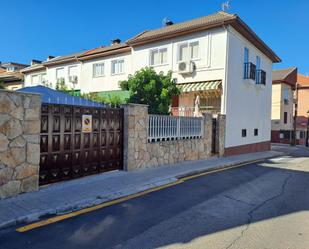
[306,110,309,147]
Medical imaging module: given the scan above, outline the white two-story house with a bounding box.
[127,11,281,155]
[22,11,281,155]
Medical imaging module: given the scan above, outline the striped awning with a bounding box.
[178,80,222,93]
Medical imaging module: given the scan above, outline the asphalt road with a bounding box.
[1,145,309,249]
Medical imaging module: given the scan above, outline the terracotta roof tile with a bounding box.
[126,11,280,63]
[127,11,235,44]
[20,63,45,73]
[298,74,309,86]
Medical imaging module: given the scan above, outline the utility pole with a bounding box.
[293,83,298,146]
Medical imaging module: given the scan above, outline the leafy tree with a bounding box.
[80,92,125,107]
[0,81,5,89]
[55,78,68,91]
[119,67,180,114]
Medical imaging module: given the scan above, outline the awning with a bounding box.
[178,80,222,93]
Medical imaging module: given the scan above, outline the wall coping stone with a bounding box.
[0,89,42,97]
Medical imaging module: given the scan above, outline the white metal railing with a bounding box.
[148,115,204,142]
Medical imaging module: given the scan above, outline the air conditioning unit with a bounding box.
[178,61,195,74]
[69,75,78,83]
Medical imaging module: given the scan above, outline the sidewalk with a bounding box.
[0,150,283,230]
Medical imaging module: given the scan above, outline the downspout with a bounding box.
[223,25,230,115]
[221,25,230,153]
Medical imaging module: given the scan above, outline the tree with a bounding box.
[0,81,5,89]
[80,92,125,107]
[55,78,68,91]
[120,67,180,114]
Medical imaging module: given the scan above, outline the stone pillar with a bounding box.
[122,103,149,171]
[203,113,213,157]
[217,114,226,157]
[0,90,41,199]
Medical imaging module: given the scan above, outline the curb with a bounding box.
[0,151,283,231]
[176,152,284,180]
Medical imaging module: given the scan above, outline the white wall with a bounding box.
[132,28,227,85]
[23,28,228,94]
[46,62,82,90]
[80,52,131,93]
[224,26,273,148]
[24,70,47,87]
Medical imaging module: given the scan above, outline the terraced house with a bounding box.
[21,11,281,155]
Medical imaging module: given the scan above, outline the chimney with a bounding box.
[111,39,121,45]
[165,20,174,26]
[47,55,55,61]
[31,59,42,66]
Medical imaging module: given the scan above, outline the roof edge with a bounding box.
[20,65,46,74]
[126,12,280,63]
[232,16,281,63]
[78,46,131,62]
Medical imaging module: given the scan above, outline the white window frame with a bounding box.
[149,47,168,66]
[56,67,65,82]
[41,73,47,83]
[68,66,78,77]
[93,63,105,78]
[111,59,125,75]
[31,74,39,85]
[177,41,200,62]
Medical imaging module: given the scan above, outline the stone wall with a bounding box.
[0,90,41,199]
[123,104,213,171]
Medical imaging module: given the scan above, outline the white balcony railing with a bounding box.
[148,114,204,142]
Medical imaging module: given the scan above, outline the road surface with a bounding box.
[1,145,309,249]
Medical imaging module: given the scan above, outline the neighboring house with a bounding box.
[271,67,297,144]
[21,58,51,88]
[0,62,28,90]
[296,74,309,145]
[22,42,131,97]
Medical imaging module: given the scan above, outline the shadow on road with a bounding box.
[1,149,309,249]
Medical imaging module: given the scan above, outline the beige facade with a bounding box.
[271,67,297,143]
[271,83,294,131]
[0,62,28,90]
[297,74,309,117]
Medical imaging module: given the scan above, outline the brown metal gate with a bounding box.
[39,104,123,185]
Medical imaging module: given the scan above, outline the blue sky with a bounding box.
[1,0,308,74]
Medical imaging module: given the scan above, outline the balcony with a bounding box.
[256,70,266,85]
[244,62,256,81]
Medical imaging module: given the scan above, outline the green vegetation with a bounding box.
[0,81,5,89]
[120,67,180,114]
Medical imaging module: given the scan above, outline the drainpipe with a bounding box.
[222,25,230,115]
